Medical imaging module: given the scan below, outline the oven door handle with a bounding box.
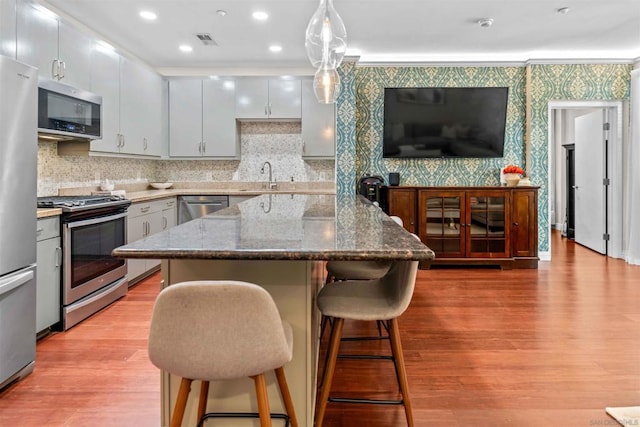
[66,212,128,229]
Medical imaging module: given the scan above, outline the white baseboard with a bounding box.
[539,251,551,261]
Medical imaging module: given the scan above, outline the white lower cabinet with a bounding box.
[36,217,61,333]
[127,198,176,283]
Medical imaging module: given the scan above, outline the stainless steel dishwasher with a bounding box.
[177,195,229,224]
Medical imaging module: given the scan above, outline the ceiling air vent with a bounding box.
[196,33,218,46]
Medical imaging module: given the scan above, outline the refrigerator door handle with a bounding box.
[0,270,34,297]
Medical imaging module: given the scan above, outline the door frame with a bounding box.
[547,100,625,260]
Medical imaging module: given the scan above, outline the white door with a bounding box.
[574,109,607,254]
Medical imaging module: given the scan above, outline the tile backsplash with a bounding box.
[38,122,335,196]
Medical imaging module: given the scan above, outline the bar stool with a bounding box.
[315,260,419,427]
[148,280,298,427]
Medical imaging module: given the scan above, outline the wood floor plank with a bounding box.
[1,231,639,426]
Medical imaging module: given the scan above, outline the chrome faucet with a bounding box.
[260,161,277,190]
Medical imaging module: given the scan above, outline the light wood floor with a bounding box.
[0,231,638,426]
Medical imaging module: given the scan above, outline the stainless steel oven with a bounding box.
[38,196,130,330]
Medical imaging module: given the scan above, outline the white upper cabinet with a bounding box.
[56,21,92,90]
[0,0,16,58]
[89,52,163,157]
[17,2,91,89]
[301,79,335,158]
[169,79,202,157]
[235,77,301,119]
[202,79,238,157]
[119,56,163,157]
[89,45,120,154]
[169,78,238,158]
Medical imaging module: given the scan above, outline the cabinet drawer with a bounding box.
[129,199,167,217]
[37,217,60,242]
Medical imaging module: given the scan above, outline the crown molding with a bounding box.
[526,58,635,65]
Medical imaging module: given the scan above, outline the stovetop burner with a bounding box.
[37,195,130,212]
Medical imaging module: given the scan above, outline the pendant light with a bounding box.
[305,0,347,69]
[313,67,341,104]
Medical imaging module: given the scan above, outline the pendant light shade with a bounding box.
[305,0,347,69]
[313,67,341,104]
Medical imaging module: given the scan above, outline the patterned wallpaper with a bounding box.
[353,66,526,186]
[334,63,632,254]
[335,62,358,196]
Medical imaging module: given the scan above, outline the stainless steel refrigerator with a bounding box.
[0,55,38,390]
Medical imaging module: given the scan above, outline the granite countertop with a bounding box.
[113,194,435,262]
[126,187,334,203]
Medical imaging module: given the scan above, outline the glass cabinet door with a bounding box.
[467,191,509,257]
[419,191,465,257]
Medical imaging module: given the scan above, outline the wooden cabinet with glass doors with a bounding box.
[387,186,538,269]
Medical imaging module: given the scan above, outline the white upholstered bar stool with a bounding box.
[315,260,419,427]
[148,281,298,427]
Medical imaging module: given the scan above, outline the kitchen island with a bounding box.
[113,193,434,427]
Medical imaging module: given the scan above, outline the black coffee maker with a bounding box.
[358,175,385,204]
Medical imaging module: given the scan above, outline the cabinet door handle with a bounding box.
[51,59,58,79]
[268,104,272,115]
[36,227,44,233]
[513,222,519,226]
[162,217,167,229]
[202,141,206,154]
[198,142,202,154]
[59,60,66,79]
[264,105,268,116]
[55,247,62,268]
[143,137,148,151]
[140,207,150,213]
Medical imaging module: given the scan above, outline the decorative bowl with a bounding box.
[149,182,173,190]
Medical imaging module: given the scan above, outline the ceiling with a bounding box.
[41,0,640,75]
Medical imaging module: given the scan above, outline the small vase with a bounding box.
[505,173,520,187]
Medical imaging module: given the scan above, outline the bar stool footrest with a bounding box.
[338,354,394,360]
[198,411,290,427]
[328,396,404,405]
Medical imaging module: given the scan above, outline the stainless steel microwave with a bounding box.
[38,78,102,141]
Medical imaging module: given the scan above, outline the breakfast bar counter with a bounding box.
[113,193,434,427]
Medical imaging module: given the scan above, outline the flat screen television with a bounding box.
[383,87,509,158]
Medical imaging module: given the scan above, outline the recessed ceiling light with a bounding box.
[556,7,570,14]
[216,10,227,17]
[179,45,193,53]
[252,11,269,21]
[269,45,282,53]
[477,18,493,28]
[139,10,157,21]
